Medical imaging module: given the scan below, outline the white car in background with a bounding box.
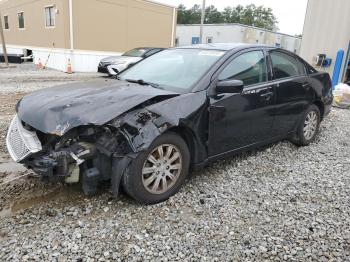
[98,47,165,76]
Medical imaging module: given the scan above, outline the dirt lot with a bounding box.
[0,64,102,214]
[1,63,350,261]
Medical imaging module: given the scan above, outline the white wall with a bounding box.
[0,46,26,55]
[176,24,302,54]
[33,49,122,72]
[0,45,122,72]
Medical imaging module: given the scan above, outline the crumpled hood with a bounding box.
[16,80,177,135]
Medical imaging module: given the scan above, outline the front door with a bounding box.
[208,50,275,157]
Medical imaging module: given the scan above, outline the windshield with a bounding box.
[118,49,225,92]
[122,48,148,57]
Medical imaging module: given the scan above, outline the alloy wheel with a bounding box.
[142,144,183,194]
[303,111,318,140]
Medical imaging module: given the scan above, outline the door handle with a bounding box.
[260,92,274,101]
[302,83,311,89]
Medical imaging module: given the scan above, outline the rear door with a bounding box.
[208,49,275,156]
[267,50,314,136]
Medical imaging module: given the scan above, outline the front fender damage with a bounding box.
[107,109,174,196]
[21,92,207,197]
[107,92,209,195]
[21,108,183,197]
[113,91,208,153]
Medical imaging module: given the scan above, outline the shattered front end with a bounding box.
[6,114,132,196]
[6,115,42,162]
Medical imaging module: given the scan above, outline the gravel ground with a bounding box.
[1,63,350,261]
[0,63,101,93]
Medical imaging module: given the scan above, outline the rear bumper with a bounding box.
[323,92,333,118]
[324,102,332,118]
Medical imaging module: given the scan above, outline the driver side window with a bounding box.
[218,50,267,86]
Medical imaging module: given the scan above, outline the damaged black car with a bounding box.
[6,43,333,204]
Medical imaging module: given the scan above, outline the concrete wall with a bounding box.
[300,0,350,78]
[32,47,122,72]
[176,24,302,54]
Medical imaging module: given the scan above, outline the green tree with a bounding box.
[222,7,233,23]
[177,4,278,31]
[222,6,242,23]
[205,5,224,24]
[177,4,188,24]
[187,4,202,24]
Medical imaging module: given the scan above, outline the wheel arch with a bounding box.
[166,126,197,166]
[313,100,325,120]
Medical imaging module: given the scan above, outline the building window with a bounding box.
[3,15,9,30]
[45,6,55,27]
[206,37,213,44]
[18,12,24,29]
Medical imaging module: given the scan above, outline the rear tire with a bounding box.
[292,104,321,146]
[122,132,190,204]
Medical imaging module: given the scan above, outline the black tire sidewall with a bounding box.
[297,104,321,145]
[122,132,190,204]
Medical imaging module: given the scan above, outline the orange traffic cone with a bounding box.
[37,58,43,70]
[66,59,73,74]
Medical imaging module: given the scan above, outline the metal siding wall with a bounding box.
[0,0,69,49]
[72,0,174,52]
[300,0,350,75]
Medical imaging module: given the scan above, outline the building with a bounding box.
[176,24,302,54]
[0,0,177,72]
[300,0,350,84]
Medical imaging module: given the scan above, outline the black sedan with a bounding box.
[6,43,333,204]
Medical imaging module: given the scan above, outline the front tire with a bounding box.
[292,104,321,146]
[122,132,190,204]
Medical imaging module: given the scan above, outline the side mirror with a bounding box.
[216,79,244,94]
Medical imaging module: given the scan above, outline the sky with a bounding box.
[157,0,308,36]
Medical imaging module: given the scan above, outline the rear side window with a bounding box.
[144,49,161,58]
[218,50,267,86]
[270,51,305,80]
[304,62,318,74]
[123,48,147,57]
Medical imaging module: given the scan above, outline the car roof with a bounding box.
[176,43,269,51]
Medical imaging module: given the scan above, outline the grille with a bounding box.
[6,115,42,162]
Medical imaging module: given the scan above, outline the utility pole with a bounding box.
[0,12,9,67]
[199,0,206,44]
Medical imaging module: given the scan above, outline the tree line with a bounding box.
[177,4,278,31]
